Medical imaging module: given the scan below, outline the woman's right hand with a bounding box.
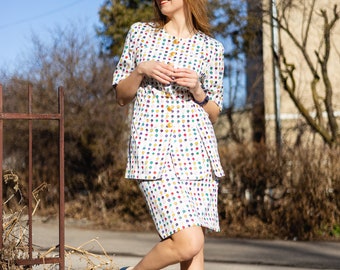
[115,61,174,106]
[137,61,175,85]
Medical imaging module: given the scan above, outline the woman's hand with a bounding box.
[173,67,207,102]
[172,67,220,123]
[138,61,175,85]
[116,61,174,106]
[172,67,201,95]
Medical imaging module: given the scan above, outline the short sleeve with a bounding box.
[202,41,225,111]
[112,23,139,87]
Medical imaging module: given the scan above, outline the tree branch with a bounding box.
[302,0,316,48]
[278,50,333,145]
[272,3,340,146]
[316,5,340,144]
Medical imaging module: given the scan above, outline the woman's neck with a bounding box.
[164,19,194,38]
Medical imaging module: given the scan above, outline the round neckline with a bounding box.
[161,27,196,41]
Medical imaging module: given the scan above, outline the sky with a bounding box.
[0,0,102,73]
[0,1,246,108]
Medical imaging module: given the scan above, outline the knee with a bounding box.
[172,227,204,261]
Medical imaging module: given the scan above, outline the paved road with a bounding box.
[30,219,340,270]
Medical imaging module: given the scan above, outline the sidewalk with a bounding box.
[31,219,340,270]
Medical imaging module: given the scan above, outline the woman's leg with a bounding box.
[132,226,204,270]
[180,244,204,270]
[180,227,205,270]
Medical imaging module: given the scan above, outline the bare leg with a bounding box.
[132,226,204,270]
[180,227,205,270]
[180,244,204,270]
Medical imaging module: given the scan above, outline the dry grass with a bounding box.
[217,143,340,240]
[1,170,118,270]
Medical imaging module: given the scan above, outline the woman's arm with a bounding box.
[115,66,144,106]
[173,68,220,124]
[190,87,220,124]
[115,61,175,106]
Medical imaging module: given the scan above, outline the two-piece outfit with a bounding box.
[113,22,225,239]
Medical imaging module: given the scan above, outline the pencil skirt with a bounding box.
[137,161,220,239]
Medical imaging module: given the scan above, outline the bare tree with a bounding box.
[1,22,128,200]
[268,1,340,146]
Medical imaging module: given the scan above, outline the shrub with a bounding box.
[218,143,340,240]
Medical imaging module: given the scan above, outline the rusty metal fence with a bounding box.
[0,84,65,269]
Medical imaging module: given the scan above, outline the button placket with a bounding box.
[163,37,182,130]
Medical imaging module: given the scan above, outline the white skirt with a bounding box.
[138,155,220,239]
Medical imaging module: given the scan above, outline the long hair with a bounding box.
[153,0,211,36]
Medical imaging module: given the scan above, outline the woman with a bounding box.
[113,0,225,269]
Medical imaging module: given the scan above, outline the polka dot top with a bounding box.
[113,22,225,180]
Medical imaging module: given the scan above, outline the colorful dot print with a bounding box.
[138,155,220,239]
[112,22,225,181]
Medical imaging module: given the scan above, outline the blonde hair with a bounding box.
[153,0,211,36]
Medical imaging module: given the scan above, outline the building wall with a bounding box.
[262,0,340,146]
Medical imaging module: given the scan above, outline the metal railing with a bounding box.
[0,84,65,269]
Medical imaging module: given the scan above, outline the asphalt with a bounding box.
[29,219,340,270]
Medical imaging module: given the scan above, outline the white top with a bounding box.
[113,22,225,180]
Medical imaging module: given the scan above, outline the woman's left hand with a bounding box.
[172,68,201,95]
[173,67,220,124]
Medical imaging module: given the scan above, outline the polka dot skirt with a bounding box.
[138,154,220,239]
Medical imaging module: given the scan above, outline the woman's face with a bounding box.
[155,0,185,17]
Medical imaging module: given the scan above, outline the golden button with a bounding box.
[167,105,174,112]
[173,39,180,44]
[166,122,173,128]
[165,92,171,98]
[169,51,176,57]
